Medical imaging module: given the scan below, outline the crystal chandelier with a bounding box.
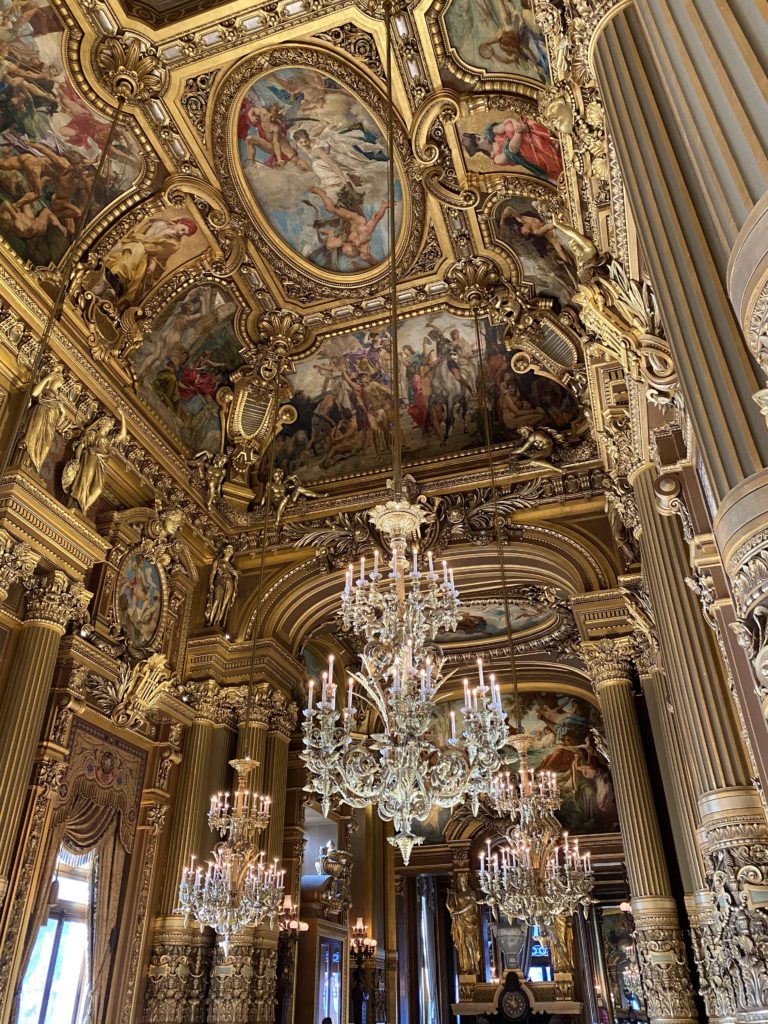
[478,737,595,927]
[478,825,593,930]
[302,648,508,865]
[176,758,286,954]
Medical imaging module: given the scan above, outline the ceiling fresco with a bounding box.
[271,311,583,484]
[0,0,146,265]
[236,66,400,274]
[435,599,553,647]
[0,0,623,534]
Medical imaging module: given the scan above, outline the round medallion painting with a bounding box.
[235,67,403,275]
[115,550,163,649]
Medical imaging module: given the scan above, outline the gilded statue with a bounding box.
[261,467,324,524]
[24,366,65,473]
[62,413,128,515]
[193,450,228,509]
[507,425,563,475]
[446,873,481,976]
[547,915,575,974]
[204,543,238,629]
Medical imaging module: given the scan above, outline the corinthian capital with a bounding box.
[0,528,39,602]
[578,636,636,692]
[24,571,91,631]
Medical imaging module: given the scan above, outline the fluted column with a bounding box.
[579,637,697,1024]
[633,461,768,1019]
[634,649,704,894]
[593,1,768,503]
[160,718,216,916]
[144,684,236,1024]
[0,571,89,905]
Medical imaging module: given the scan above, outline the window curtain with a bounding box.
[12,796,128,1024]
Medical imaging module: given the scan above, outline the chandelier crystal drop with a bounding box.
[176,758,285,953]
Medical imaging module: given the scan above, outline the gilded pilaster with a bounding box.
[144,681,234,1022]
[579,637,697,1023]
[0,571,90,902]
[634,648,704,893]
[264,702,295,864]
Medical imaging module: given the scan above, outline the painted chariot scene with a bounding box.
[273,312,582,483]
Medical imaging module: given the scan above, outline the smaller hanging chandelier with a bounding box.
[176,758,285,954]
[350,917,378,969]
[478,741,595,928]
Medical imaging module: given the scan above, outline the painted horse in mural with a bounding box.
[426,348,471,445]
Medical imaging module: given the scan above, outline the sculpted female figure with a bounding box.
[205,543,238,629]
[62,413,127,514]
[446,873,481,975]
[24,366,65,472]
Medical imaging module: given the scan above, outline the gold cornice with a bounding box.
[0,469,111,577]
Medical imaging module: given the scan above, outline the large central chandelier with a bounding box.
[478,739,595,928]
[176,758,286,954]
[300,1,509,866]
[302,641,508,864]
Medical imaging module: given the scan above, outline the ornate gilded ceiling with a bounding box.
[0,0,637,672]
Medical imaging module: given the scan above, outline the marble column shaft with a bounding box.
[263,730,289,864]
[633,464,752,793]
[160,718,216,916]
[581,638,696,1024]
[637,663,704,893]
[593,1,768,503]
[633,463,768,1019]
[580,638,697,1024]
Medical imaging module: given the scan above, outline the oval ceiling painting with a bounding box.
[235,67,402,275]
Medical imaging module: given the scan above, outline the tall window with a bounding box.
[18,851,92,1024]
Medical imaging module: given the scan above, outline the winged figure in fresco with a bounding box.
[475,0,549,75]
